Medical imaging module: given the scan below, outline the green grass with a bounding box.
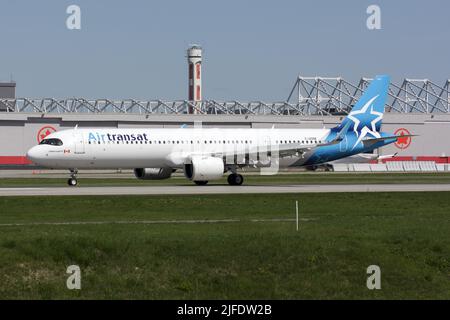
[0,192,449,299]
[1,172,450,187]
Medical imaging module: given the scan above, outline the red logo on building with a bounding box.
[37,126,57,143]
[394,128,412,149]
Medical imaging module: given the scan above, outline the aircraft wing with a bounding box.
[165,142,326,167]
[216,123,351,159]
[189,141,320,162]
[170,125,351,166]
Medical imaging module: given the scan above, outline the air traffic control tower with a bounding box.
[187,45,202,114]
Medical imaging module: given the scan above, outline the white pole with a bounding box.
[296,200,299,231]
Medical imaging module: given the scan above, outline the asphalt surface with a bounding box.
[1,184,450,196]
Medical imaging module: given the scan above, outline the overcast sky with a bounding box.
[0,0,449,100]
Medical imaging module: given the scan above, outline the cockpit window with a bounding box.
[39,138,63,146]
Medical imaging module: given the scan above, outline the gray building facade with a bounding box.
[0,113,449,166]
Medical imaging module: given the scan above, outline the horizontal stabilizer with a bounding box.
[362,134,417,147]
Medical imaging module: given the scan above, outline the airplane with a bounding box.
[26,75,413,186]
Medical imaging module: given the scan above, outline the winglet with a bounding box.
[318,121,352,147]
[335,120,352,141]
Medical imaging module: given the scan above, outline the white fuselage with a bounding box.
[27,127,331,169]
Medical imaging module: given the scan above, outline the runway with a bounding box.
[1,183,450,196]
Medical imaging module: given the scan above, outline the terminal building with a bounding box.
[0,47,449,171]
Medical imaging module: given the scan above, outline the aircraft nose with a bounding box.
[26,146,42,163]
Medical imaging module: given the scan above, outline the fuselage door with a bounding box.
[258,136,272,166]
[74,133,85,154]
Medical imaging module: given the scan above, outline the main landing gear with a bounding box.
[194,181,208,186]
[227,173,244,186]
[193,173,244,186]
[67,169,78,186]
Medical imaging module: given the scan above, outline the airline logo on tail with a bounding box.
[338,75,390,150]
[347,94,383,149]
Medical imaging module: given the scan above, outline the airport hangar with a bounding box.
[0,47,449,172]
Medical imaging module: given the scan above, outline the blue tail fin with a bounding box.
[338,75,390,134]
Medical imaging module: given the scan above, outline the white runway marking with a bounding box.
[0,218,300,227]
[1,184,450,196]
[0,188,44,191]
[250,218,315,222]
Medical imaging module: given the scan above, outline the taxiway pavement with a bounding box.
[1,184,450,196]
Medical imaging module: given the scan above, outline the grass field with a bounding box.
[1,172,450,187]
[0,192,448,299]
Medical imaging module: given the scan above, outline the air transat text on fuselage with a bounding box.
[88,132,149,143]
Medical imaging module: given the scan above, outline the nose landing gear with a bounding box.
[67,169,78,186]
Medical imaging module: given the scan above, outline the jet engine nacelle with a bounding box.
[184,156,224,181]
[134,167,173,180]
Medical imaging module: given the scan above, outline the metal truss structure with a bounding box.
[0,98,301,115]
[1,77,449,115]
[286,77,450,115]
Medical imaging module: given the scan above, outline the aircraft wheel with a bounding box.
[227,174,244,186]
[67,178,78,186]
[194,181,208,186]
